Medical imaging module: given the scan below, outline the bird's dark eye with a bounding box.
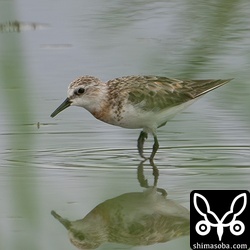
[75,88,85,95]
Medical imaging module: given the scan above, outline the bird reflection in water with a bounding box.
[51,160,189,249]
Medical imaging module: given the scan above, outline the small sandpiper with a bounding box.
[51,75,232,159]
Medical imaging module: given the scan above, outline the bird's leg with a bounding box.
[149,134,159,160]
[137,131,148,159]
[149,158,159,183]
[137,159,149,188]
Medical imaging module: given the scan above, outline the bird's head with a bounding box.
[50,76,104,117]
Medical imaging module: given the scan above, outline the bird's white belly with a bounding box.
[115,99,197,132]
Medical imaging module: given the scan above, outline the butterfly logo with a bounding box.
[193,192,247,241]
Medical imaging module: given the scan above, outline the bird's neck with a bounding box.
[87,87,111,123]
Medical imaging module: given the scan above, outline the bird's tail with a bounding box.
[188,78,233,98]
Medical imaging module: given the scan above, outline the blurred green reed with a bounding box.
[181,0,238,78]
[0,3,39,250]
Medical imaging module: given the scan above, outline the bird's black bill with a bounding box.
[50,98,71,117]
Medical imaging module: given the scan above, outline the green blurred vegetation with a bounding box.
[182,0,238,78]
[0,3,38,250]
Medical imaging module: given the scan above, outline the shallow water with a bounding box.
[0,1,250,250]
